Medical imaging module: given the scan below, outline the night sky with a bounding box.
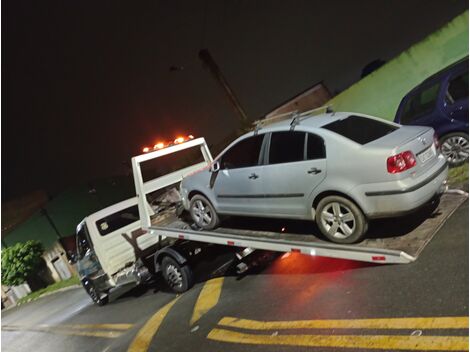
[4,0,468,200]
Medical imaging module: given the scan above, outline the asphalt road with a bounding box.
[2,200,468,352]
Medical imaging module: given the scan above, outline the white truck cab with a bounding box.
[75,198,157,305]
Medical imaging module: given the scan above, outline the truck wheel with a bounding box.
[189,194,220,230]
[315,195,368,244]
[82,279,109,306]
[161,256,194,293]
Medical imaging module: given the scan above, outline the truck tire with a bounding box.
[161,256,194,293]
[82,278,109,306]
[315,195,368,244]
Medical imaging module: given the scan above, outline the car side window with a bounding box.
[220,134,264,169]
[401,82,440,124]
[307,133,326,160]
[446,71,468,104]
[96,205,140,236]
[268,131,305,164]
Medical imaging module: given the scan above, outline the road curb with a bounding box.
[12,284,82,309]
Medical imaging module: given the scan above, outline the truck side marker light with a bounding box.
[372,256,386,261]
[227,241,235,246]
[178,235,185,240]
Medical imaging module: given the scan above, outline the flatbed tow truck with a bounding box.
[130,136,466,291]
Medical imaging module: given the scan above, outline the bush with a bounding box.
[1,240,45,286]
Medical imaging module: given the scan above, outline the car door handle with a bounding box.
[307,167,322,175]
[248,173,259,179]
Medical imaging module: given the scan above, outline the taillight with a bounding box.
[387,151,416,173]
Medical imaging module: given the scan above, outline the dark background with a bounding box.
[3,0,468,200]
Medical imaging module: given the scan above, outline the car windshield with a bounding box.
[321,115,398,145]
[76,223,92,259]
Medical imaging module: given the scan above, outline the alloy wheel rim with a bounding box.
[320,202,356,239]
[192,200,212,226]
[441,136,469,165]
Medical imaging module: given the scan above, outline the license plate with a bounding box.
[418,145,435,163]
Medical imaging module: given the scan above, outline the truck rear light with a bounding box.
[387,151,416,173]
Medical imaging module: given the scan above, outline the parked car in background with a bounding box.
[180,112,448,244]
[395,57,469,166]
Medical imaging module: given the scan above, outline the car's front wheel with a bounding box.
[439,132,469,167]
[315,195,368,244]
[189,194,220,230]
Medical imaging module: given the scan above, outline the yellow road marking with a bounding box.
[190,277,224,326]
[208,328,469,351]
[128,296,180,352]
[219,316,469,330]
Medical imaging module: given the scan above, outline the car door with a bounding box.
[213,133,267,215]
[260,131,327,218]
[443,69,469,124]
[398,81,442,130]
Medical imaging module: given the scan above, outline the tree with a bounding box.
[1,240,45,286]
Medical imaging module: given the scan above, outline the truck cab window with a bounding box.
[96,205,140,236]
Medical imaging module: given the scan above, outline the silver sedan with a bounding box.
[180,112,448,243]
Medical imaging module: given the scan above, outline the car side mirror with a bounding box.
[210,161,220,173]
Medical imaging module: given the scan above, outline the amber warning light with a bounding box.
[142,135,195,153]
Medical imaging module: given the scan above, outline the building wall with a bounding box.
[328,11,469,121]
[2,212,58,249]
[266,83,332,118]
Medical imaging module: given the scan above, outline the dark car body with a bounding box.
[394,58,469,166]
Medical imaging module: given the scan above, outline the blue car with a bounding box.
[395,58,468,166]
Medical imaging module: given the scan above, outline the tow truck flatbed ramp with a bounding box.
[132,137,467,266]
[148,193,466,264]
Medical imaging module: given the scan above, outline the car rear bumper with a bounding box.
[357,157,448,219]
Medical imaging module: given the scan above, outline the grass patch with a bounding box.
[17,276,80,306]
[448,163,469,186]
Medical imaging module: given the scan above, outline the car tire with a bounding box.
[82,279,109,306]
[189,194,220,230]
[161,256,194,293]
[439,132,469,167]
[315,195,368,244]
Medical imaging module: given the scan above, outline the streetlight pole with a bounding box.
[198,49,249,125]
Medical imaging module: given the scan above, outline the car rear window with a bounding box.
[321,115,398,145]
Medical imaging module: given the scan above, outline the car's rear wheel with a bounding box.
[189,194,220,230]
[315,195,367,244]
[439,132,469,167]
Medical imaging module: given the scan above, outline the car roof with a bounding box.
[256,111,353,133]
